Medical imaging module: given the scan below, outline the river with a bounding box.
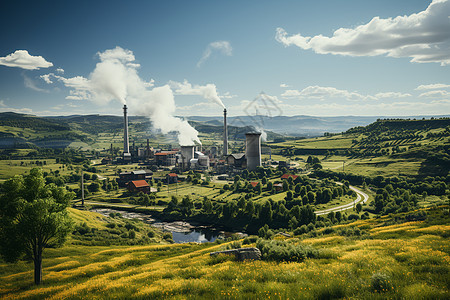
[90,208,244,243]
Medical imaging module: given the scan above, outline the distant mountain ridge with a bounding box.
[186,115,450,136]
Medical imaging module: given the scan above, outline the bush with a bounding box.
[243,236,258,244]
[256,239,318,262]
[106,222,117,229]
[147,230,156,238]
[323,227,334,235]
[371,272,394,293]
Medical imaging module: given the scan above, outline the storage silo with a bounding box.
[245,132,261,171]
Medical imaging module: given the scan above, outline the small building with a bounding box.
[128,180,150,194]
[167,173,178,184]
[227,153,246,168]
[117,170,153,187]
[273,183,283,192]
[250,181,259,188]
[281,174,298,180]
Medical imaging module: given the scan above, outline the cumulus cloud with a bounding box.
[419,90,449,97]
[281,85,375,101]
[374,92,412,98]
[169,80,226,108]
[276,0,450,65]
[197,41,232,67]
[0,50,53,70]
[416,83,450,90]
[280,83,290,88]
[56,68,64,74]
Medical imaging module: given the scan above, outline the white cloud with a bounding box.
[221,91,237,99]
[276,0,450,65]
[416,83,450,90]
[197,41,232,67]
[56,68,64,74]
[40,73,53,84]
[0,100,6,107]
[23,74,49,93]
[419,90,449,97]
[281,85,373,101]
[0,50,53,70]
[374,92,412,98]
[280,83,290,88]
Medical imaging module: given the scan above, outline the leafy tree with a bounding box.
[0,168,74,285]
[356,202,362,214]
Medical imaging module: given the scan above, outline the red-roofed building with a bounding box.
[166,173,178,184]
[281,174,298,180]
[250,181,259,188]
[128,180,151,194]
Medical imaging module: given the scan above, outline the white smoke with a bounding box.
[42,46,201,145]
[169,80,226,108]
[255,127,267,142]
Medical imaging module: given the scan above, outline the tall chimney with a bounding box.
[123,105,129,154]
[223,108,228,156]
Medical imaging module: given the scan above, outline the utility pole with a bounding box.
[81,171,84,207]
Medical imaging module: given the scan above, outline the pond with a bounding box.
[90,208,242,243]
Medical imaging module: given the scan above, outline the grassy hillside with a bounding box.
[1,205,448,299]
[270,118,450,177]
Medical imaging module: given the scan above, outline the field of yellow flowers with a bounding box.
[1,206,449,299]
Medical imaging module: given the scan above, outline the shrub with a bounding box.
[323,227,334,235]
[371,272,394,293]
[128,230,136,239]
[243,236,258,244]
[147,230,156,238]
[106,222,117,229]
[256,239,318,262]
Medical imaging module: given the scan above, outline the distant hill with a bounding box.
[187,115,450,137]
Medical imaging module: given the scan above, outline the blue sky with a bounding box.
[0,0,449,118]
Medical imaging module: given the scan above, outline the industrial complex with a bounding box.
[114,105,264,191]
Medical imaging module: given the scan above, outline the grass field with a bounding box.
[1,206,448,299]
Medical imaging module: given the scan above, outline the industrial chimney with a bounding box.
[123,105,130,154]
[245,132,261,171]
[223,108,228,156]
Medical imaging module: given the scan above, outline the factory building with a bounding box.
[154,151,177,166]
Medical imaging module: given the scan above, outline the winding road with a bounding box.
[314,184,369,216]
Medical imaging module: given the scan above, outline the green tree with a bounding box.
[0,168,74,285]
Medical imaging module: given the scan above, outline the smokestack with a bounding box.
[181,145,195,170]
[123,105,129,154]
[246,132,262,171]
[147,139,150,157]
[223,108,228,156]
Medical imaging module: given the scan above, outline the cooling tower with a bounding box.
[223,108,228,156]
[123,105,129,154]
[180,145,195,170]
[245,132,261,171]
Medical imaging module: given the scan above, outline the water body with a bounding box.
[91,208,231,243]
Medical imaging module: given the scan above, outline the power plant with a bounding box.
[115,105,266,176]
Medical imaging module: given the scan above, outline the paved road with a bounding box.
[315,184,369,216]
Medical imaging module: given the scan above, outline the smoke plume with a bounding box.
[42,46,201,145]
[169,80,226,108]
